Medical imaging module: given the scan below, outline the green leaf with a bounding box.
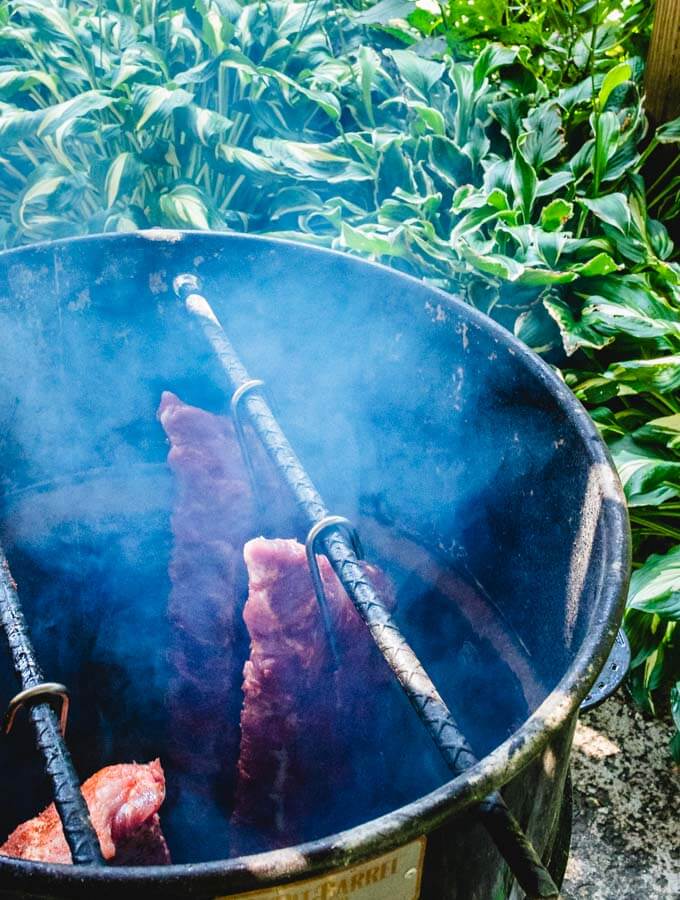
[428,136,470,188]
[671,685,680,763]
[254,138,372,183]
[354,0,415,24]
[472,43,517,90]
[540,198,573,232]
[182,104,234,147]
[491,97,524,146]
[159,183,213,230]
[195,0,235,55]
[578,291,680,344]
[580,193,631,233]
[0,67,59,100]
[592,111,620,189]
[611,436,680,506]
[572,252,619,277]
[16,164,70,229]
[598,62,632,109]
[388,49,445,101]
[376,141,416,203]
[105,152,145,209]
[132,85,193,132]
[607,356,680,395]
[544,296,614,355]
[656,117,680,144]
[519,105,565,168]
[511,147,537,223]
[339,222,405,258]
[634,414,680,452]
[628,547,680,619]
[357,46,379,125]
[458,243,525,281]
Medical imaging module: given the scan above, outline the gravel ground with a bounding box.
[562,692,679,899]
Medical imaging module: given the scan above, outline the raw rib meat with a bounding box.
[158,391,254,783]
[232,537,396,851]
[0,760,170,865]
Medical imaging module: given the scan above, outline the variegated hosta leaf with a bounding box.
[159,183,215,230]
[111,44,169,90]
[14,164,71,229]
[104,152,145,208]
[519,105,565,169]
[132,84,194,131]
[544,295,615,354]
[253,137,372,182]
[37,91,115,144]
[195,0,235,55]
[634,414,680,452]
[0,67,60,100]
[656,117,680,144]
[103,205,148,233]
[611,436,680,507]
[10,0,77,46]
[607,356,680,395]
[260,68,341,122]
[577,293,680,345]
[216,144,280,178]
[0,91,115,152]
[182,104,233,147]
[338,221,407,259]
[387,49,445,102]
[580,193,631,233]
[0,102,44,148]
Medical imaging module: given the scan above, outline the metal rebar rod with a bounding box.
[174,275,560,899]
[0,550,104,865]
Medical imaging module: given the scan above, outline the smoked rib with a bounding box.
[158,391,254,784]
[232,537,396,850]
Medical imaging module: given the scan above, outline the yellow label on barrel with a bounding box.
[215,837,426,900]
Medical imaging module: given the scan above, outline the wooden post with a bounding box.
[645,0,680,124]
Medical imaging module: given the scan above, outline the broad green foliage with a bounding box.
[0,0,678,755]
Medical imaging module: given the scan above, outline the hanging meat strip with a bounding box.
[232,537,396,852]
[0,760,170,865]
[158,391,256,790]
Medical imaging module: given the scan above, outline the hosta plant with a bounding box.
[0,0,678,756]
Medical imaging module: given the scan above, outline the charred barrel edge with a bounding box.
[0,549,104,865]
[173,273,560,899]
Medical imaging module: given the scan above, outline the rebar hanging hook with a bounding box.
[305,516,364,672]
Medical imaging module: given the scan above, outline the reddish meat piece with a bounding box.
[0,760,170,865]
[232,538,396,851]
[158,391,254,782]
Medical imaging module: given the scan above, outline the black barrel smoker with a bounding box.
[0,233,629,899]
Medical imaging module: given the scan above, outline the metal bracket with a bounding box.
[5,682,70,737]
[580,629,630,711]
